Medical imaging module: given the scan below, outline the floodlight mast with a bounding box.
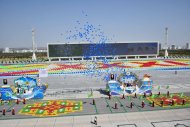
[164,27,169,57]
[32,29,37,61]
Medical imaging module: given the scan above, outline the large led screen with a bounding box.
[48,42,158,57]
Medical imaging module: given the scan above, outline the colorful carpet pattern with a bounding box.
[19,100,83,117]
[146,93,190,108]
[0,59,190,76]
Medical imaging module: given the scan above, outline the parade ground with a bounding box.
[0,92,190,127]
[1,60,190,127]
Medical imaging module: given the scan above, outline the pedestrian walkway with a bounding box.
[1,108,190,127]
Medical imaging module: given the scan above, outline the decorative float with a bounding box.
[106,71,153,95]
[0,76,48,100]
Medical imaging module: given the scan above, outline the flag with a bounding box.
[87,90,93,98]
[158,85,161,90]
[151,94,155,99]
[106,87,109,92]
[7,101,10,105]
[180,93,184,97]
[139,95,143,100]
[128,96,131,101]
[166,85,169,89]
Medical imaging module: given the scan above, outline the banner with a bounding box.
[39,69,48,77]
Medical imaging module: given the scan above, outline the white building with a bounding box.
[176,46,181,50]
[171,45,176,50]
[186,43,190,49]
[2,47,13,53]
[2,48,47,53]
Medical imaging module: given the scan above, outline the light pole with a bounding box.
[32,29,37,61]
[164,27,169,58]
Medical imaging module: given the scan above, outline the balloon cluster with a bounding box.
[65,12,115,58]
[64,11,118,79]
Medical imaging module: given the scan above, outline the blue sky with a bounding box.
[0,0,190,48]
